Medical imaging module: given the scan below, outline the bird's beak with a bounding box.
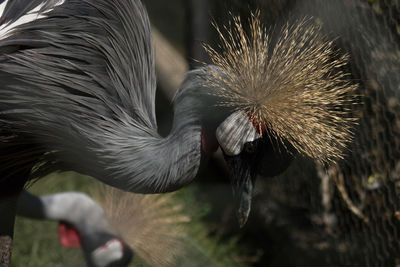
[223,153,258,228]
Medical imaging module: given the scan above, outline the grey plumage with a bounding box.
[17,191,112,235]
[0,0,218,194]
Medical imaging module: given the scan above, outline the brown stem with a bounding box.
[332,170,369,224]
[0,195,18,267]
[0,236,12,267]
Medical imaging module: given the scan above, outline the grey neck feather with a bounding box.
[17,191,112,235]
[90,70,208,193]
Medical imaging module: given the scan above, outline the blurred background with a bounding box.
[11,0,400,266]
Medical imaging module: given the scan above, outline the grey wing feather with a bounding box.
[0,0,157,128]
[0,0,158,184]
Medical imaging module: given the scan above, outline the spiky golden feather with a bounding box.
[203,13,359,163]
[93,186,190,267]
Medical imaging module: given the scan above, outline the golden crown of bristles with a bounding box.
[202,12,359,163]
[93,186,190,267]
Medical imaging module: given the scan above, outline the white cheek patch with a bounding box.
[0,1,8,18]
[0,0,65,40]
[216,110,261,156]
[91,239,124,267]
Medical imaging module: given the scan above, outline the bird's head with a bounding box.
[58,222,133,267]
[202,13,359,226]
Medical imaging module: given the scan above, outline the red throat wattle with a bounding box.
[201,127,219,153]
[58,222,81,248]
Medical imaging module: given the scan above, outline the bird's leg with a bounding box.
[0,195,19,267]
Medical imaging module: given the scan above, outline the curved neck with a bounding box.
[17,191,112,235]
[128,91,204,193]
[52,69,225,194]
[160,90,204,191]
[128,68,231,193]
[89,72,209,194]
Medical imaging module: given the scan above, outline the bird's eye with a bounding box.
[243,141,257,154]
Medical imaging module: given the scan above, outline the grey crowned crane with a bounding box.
[0,0,357,264]
[17,191,133,267]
